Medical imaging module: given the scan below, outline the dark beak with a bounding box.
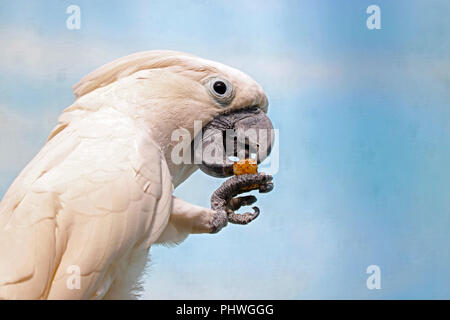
[195,106,274,178]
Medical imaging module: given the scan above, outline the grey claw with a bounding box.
[259,182,274,193]
[210,173,274,231]
[228,207,260,225]
[228,195,257,211]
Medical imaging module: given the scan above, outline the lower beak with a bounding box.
[196,107,274,178]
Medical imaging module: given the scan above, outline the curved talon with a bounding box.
[259,182,274,193]
[210,173,273,230]
[228,206,260,225]
[228,195,257,211]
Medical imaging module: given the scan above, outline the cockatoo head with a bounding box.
[72,51,274,183]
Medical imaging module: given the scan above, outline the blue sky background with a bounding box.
[0,0,449,299]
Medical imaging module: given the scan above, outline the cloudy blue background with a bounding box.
[0,0,449,299]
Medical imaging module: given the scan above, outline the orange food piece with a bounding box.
[233,158,258,175]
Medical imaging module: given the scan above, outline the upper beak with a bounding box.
[195,106,274,178]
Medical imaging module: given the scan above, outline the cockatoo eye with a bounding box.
[208,78,234,105]
[213,81,227,95]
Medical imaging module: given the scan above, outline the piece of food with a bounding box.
[233,158,259,190]
[233,158,258,175]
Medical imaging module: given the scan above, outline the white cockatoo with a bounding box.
[0,51,274,299]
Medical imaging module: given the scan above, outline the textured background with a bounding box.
[0,0,449,299]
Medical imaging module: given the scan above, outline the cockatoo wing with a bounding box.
[0,110,173,299]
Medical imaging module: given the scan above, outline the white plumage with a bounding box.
[0,51,269,299]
